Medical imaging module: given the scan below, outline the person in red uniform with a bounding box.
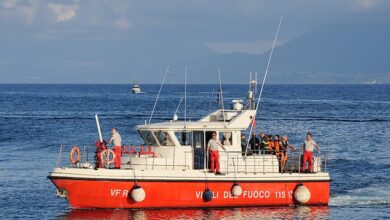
[301,132,320,173]
[108,128,122,169]
[95,140,107,168]
[207,132,226,175]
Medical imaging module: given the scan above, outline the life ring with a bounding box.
[100,149,116,166]
[70,146,81,164]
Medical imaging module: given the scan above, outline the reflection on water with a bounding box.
[59,206,330,220]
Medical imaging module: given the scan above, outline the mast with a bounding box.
[148,65,170,124]
[218,68,226,124]
[184,66,187,126]
[245,16,283,156]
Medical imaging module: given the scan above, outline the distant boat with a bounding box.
[131,81,141,93]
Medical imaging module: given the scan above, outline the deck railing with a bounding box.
[55,145,328,174]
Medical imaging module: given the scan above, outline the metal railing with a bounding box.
[56,145,97,168]
[55,145,328,174]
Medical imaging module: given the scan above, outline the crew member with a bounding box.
[273,134,281,156]
[259,132,265,153]
[108,128,122,169]
[207,132,226,175]
[241,134,248,156]
[268,134,274,154]
[262,135,271,154]
[301,132,320,173]
[249,132,260,154]
[280,136,297,172]
[95,140,107,168]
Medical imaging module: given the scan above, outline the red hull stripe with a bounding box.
[51,178,330,208]
[48,176,331,183]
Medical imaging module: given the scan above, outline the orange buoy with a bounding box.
[70,146,81,164]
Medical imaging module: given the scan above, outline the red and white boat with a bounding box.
[48,83,330,209]
[48,20,330,208]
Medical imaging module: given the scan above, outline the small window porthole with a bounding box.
[220,132,233,146]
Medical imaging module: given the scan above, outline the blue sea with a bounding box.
[0,84,389,219]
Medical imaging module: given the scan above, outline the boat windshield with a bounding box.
[139,130,158,146]
[174,131,193,146]
[154,131,175,146]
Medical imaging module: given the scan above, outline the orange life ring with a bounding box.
[70,146,81,164]
[100,149,116,166]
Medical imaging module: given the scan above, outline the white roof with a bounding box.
[136,109,256,131]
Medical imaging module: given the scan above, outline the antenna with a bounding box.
[256,17,282,112]
[255,72,258,94]
[148,65,170,124]
[173,97,184,121]
[218,68,226,124]
[249,72,252,90]
[208,88,215,113]
[245,16,282,156]
[184,66,187,125]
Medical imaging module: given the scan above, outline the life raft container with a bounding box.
[100,149,116,166]
[70,146,81,164]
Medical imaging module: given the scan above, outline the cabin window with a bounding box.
[139,130,158,146]
[220,132,233,146]
[154,131,175,146]
[193,132,204,149]
[175,131,193,146]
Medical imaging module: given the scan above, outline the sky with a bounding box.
[0,0,389,83]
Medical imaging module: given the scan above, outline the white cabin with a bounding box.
[121,106,321,174]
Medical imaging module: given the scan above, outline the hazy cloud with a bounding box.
[3,0,18,9]
[20,3,36,23]
[48,2,79,22]
[114,19,131,30]
[1,0,390,83]
[357,0,379,10]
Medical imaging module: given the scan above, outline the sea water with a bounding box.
[0,84,389,219]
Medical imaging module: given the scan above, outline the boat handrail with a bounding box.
[54,145,328,174]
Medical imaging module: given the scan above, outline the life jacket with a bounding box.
[262,140,270,149]
[273,140,280,151]
[278,140,288,160]
[269,141,274,150]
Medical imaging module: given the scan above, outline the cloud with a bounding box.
[48,2,79,22]
[114,19,131,30]
[3,0,18,9]
[352,0,380,11]
[20,2,37,24]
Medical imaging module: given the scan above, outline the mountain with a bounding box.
[1,21,389,84]
[171,21,390,84]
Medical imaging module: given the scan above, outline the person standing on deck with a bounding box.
[207,132,226,175]
[249,132,260,154]
[268,134,274,154]
[273,134,281,156]
[261,135,271,154]
[95,140,107,168]
[258,132,265,153]
[240,134,249,156]
[301,132,320,173]
[280,136,296,173]
[108,128,122,169]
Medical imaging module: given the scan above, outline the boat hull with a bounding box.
[131,88,141,93]
[49,177,330,208]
